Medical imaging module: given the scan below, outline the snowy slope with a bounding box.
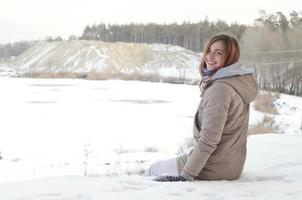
[11,41,200,81]
[0,78,302,200]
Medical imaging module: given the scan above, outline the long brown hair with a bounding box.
[199,34,240,75]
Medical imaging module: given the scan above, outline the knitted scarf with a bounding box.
[199,69,218,96]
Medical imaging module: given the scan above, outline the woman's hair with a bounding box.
[199,34,240,74]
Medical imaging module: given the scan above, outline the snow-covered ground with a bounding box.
[0,77,302,200]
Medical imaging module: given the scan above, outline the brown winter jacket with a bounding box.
[177,62,258,180]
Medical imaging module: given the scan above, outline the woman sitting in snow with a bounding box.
[144,34,258,181]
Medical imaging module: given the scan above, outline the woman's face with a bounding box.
[205,40,226,70]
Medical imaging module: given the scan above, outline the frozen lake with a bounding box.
[0,77,200,181]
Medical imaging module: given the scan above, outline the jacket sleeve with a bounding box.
[183,82,233,177]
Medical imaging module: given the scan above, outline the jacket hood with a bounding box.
[212,62,258,104]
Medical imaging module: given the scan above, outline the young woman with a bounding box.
[145,34,258,181]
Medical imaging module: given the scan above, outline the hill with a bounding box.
[11,40,200,83]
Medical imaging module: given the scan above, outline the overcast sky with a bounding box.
[0,0,301,44]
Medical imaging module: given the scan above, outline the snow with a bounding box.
[274,93,302,134]
[0,65,19,77]
[0,77,302,200]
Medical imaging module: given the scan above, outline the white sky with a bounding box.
[0,0,301,44]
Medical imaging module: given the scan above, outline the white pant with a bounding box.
[144,158,179,176]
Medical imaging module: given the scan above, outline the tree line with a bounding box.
[79,20,245,53]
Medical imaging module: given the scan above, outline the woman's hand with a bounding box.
[153,175,188,182]
[153,171,194,182]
